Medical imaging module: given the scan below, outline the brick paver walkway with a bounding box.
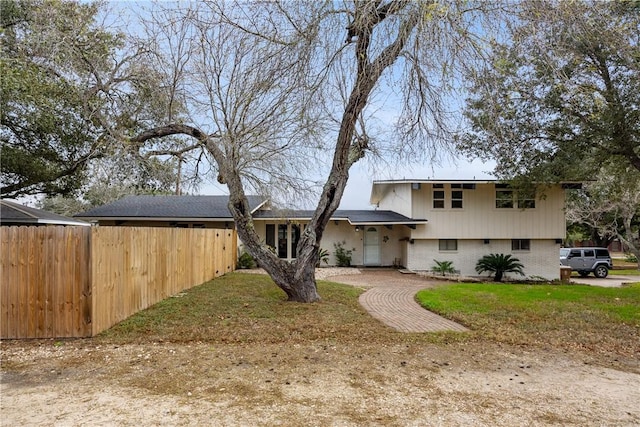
[328,269,468,333]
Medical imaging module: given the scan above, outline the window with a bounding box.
[277,224,288,258]
[433,190,445,209]
[517,189,536,209]
[266,224,275,249]
[439,239,458,251]
[583,249,595,257]
[569,249,582,258]
[451,190,463,208]
[496,189,514,208]
[291,224,301,258]
[266,223,304,259]
[496,184,536,209]
[511,239,530,251]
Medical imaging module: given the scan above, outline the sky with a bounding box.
[195,157,497,210]
[10,1,501,212]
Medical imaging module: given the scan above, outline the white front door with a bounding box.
[364,226,380,266]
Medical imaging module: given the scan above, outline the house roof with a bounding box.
[254,209,427,226]
[75,195,268,221]
[369,179,582,204]
[0,200,90,226]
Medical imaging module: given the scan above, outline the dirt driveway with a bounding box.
[2,269,639,426]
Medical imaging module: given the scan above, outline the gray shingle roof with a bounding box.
[253,209,426,224]
[1,200,90,226]
[75,195,267,220]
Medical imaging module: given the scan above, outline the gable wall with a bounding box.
[405,183,566,239]
[375,183,413,218]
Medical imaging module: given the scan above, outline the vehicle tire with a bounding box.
[578,271,589,277]
[594,265,609,278]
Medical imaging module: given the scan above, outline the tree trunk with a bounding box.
[272,261,321,303]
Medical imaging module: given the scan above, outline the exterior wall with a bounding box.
[408,183,566,239]
[406,238,561,280]
[375,183,413,218]
[253,220,411,267]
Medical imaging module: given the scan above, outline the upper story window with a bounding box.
[433,183,465,209]
[517,189,536,209]
[433,184,445,208]
[496,184,535,209]
[496,189,514,208]
[451,190,463,208]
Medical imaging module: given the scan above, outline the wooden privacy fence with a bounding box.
[1,226,237,339]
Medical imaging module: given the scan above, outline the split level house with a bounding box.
[75,179,574,280]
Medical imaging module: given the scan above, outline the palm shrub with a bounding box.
[431,260,456,275]
[475,253,524,282]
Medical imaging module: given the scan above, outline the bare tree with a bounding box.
[130,1,500,302]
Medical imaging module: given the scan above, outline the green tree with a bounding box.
[131,1,502,302]
[0,0,181,198]
[458,0,640,183]
[475,254,525,282]
[566,166,640,269]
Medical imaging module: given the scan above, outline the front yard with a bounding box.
[2,273,639,426]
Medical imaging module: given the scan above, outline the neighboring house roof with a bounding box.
[74,195,268,222]
[0,200,90,226]
[254,209,427,226]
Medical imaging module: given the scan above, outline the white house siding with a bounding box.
[253,220,411,267]
[322,222,412,266]
[406,238,561,280]
[409,184,566,240]
[374,183,413,218]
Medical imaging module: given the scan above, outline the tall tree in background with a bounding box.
[566,165,640,269]
[458,0,640,183]
[0,0,184,198]
[131,1,499,302]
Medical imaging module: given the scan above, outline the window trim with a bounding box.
[439,239,458,251]
[511,239,531,251]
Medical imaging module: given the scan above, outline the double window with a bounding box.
[265,223,302,259]
[511,239,530,251]
[433,184,464,209]
[439,239,458,251]
[495,184,536,209]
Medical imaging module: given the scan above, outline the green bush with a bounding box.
[237,251,256,269]
[318,248,330,266]
[475,253,524,282]
[431,259,456,275]
[333,241,354,267]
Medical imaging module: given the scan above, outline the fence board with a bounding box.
[1,226,236,339]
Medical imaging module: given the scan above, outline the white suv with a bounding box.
[559,247,612,278]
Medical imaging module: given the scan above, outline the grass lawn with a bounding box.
[416,282,640,356]
[611,268,640,275]
[100,273,401,345]
[613,257,639,274]
[100,272,640,360]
